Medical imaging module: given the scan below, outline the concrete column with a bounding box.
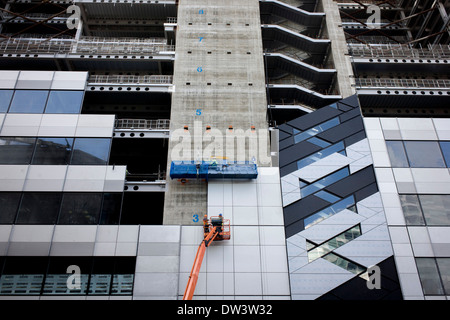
[163,0,270,225]
[320,0,356,98]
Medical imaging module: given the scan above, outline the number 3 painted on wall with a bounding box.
[193,214,199,222]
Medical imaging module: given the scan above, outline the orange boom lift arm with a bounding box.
[183,215,230,300]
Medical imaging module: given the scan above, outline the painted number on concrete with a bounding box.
[196,109,202,115]
[199,37,204,42]
[197,67,203,72]
[199,9,204,14]
[193,214,199,222]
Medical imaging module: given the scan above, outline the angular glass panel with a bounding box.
[416,258,444,295]
[301,167,349,198]
[404,141,445,168]
[16,193,62,224]
[419,195,450,226]
[9,90,48,113]
[304,196,355,229]
[386,141,409,167]
[58,193,102,224]
[0,192,21,224]
[436,258,450,295]
[297,141,345,169]
[0,137,36,164]
[32,137,74,165]
[439,142,450,167]
[307,224,361,262]
[399,194,425,225]
[294,117,340,144]
[314,190,340,203]
[323,253,366,275]
[0,90,14,112]
[71,138,111,165]
[307,137,331,148]
[45,91,83,114]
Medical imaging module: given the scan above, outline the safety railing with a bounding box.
[115,118,170,130]
[354,78,450,88]
[348,43,450,59]
[0,36,175,54]
[89,75,173,85]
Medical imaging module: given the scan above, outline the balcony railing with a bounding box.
[115,118,170,130]
[355,78,450,89]
[348,43,450,59]
[0,36,175,55]
[89,75,173,85]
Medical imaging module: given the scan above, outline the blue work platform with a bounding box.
[170,160,258,180]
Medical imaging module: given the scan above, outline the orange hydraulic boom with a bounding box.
[183,215,230,300]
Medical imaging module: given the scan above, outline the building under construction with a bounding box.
[0,0,449,300]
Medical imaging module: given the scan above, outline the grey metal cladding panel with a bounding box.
[343,130,366,148]
[316,116,364,144]
[338,94,360,109]
[324,165,376,198]
[280,162,299,177]
[279,140,322,167]
[354,182,379,203]
[279,136,295,150]
[279,129,291,141]
[283,194,331,226]
[339,107,362,123]
[285,220,305,239]
[286,105,342,131]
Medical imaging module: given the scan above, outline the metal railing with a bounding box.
[0,36,175,54]
[115,118,170,130]
[89,75,173,84]
[348,43,450,59]
[355,78,450,88]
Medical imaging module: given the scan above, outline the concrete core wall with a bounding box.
[164,0,270,225]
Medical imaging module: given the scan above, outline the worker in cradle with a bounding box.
[203,214,209,234]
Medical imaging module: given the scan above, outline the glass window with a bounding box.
[301,167,350,198]
[297,141,345,169]
[419,195,450,225]
[399,194,425,225]
[32,137,74,165]
[58,193,102,224]
[0,90,14,112]
[99,193,122,225]
[436,258,450,295]
[45,91,83,114]
[416,258,445,295]
[386,141,409,167]
[404,141,446,168]
[15,193,62,224]
[43,257,91,295]
[294,117,340,144]
[71,138,111,165]
[0,193,21,224]
[439,142,450,167]
[304,196,355,229]
[0,137,36,164]
[9,90,49,113]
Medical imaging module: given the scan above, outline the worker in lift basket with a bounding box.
[203,214,209,234]
[217,214,223,234]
